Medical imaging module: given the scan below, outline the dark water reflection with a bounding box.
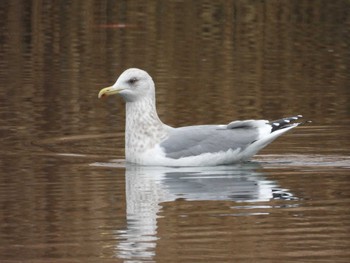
[0,1,350,262]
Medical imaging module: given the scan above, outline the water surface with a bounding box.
[0,1,349,262]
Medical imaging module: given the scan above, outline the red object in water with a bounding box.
[97,24,136,29]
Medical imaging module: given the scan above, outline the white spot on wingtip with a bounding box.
[272,123,280,126]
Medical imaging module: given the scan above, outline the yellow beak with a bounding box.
[98,86,124,99]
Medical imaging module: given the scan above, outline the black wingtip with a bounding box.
[269,115,309,132]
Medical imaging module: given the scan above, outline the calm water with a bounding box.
[1,1,350,262]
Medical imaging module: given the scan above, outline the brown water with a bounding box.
[1,1,350,262]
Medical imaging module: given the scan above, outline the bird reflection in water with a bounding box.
[91,161,296,261]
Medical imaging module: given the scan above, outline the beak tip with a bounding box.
[98,87,109,99]
[98,86,121,99]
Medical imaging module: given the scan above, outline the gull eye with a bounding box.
[128,77,138,84]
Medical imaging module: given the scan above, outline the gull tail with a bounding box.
[269,115,311,132]
[241,115,310,160]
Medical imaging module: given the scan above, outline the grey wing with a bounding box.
[160,124,260,159]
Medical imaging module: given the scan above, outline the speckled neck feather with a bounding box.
[125,97,170,162]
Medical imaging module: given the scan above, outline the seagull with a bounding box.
[98,68,305,166]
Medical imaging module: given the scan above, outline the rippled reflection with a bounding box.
[92,163,294,261]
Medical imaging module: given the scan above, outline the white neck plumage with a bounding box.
[124,97,170,161]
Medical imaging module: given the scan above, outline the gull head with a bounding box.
[98,68,155,102]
